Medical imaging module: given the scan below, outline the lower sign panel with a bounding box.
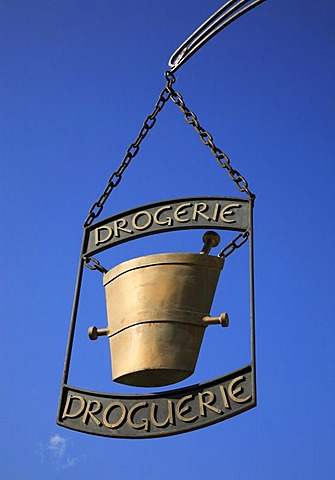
[57,365,255,438]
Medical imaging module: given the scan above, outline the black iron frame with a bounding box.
[56,196,256,438]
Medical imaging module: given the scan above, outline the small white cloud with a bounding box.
[48,434,67,458]
[37,434,82,469]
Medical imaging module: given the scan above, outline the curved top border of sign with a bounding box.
[84,196,251,256]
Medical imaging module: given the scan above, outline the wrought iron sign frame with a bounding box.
[57,195,256,439]
[57,0,267,439]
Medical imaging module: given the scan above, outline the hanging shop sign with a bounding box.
[57,0,267,439]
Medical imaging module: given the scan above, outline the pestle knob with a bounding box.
[88,326,109,340]
[200,231,221,255]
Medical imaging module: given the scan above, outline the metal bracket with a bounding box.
[168,0,268,72]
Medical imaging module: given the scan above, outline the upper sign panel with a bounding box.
[84,197,251,256]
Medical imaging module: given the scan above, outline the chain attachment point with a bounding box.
[219,231,250,258]
[84,257,108,274]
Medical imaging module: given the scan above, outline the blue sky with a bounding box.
[1,0,335,478]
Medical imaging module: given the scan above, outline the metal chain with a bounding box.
[83,70,253,272]
[218,231,250,258]
[83,75,175,228]
[165,71,255,200]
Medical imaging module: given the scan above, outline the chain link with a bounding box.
[165,71,255,200]
[218,231,250,258]
[84,257,108,274]
[83,76,174,228]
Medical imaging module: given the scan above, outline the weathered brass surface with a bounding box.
[99,252,224,387]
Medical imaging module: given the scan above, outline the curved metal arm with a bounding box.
[168,0,267,72]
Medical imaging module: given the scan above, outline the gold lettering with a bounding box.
[113,218,133,237]
[131,211,153,230]
[176,394,198,423]
[228,376,252,404]
[128,402,149,431]
[153,205,173,226]
[61,394,86,420]
[198,390,222,416]
[94,225,113,246]
[219,385,231,409]
[192,202,210,221]
[174,203,192,223]
[212,202,220,222]
[82,400,102,426]
[150,401,175,428]
[220,203,241,223]
[103,401,127,429]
